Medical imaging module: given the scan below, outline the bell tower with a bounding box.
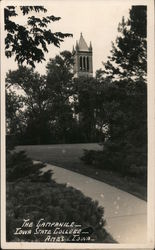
[73,33,93,77]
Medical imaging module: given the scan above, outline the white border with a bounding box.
[147,0,155,246]
[1,0,155,249]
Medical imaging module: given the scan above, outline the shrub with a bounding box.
[6,150,46,181]
[81,142,147,184]
[6,179,112,242]
[6,151,115,243]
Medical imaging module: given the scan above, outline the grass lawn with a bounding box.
[16,143,147,201]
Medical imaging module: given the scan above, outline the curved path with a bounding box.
[41,163,147,244]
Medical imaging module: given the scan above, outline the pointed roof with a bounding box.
[78,33,89,51]
[89,41,92,50]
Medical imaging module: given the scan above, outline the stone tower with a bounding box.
[73,33,93,77]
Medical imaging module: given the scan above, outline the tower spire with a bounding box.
[73,33,93,77]
[78,33,89,51]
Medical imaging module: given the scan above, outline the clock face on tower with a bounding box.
[73,33,93,77]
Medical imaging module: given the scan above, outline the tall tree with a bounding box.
[46,51,76,143]
[6,51,77,144]
[73,77,104,142]
[102,6,147,81]
[5,6,72,67]
[82,6,147,182]
[6,89,26,148]
[6,66,52,144]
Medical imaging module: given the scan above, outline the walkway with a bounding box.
[40,163,147,244]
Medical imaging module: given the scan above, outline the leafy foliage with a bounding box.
[82,78,147,182]
[5,6,72,67]
[46,51,75,143]
[81,6,147,182]
[6,150,46,181]
[6,90,24,134]
[102,6,147,81]
[6,51,78,144]
[6,66,51,144]
[73,77,104,142]
[6,89,26,149]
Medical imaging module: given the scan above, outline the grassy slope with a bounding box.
[16,143,147,201]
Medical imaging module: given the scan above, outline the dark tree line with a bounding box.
[6,5,147,179]
[6,57,104,144]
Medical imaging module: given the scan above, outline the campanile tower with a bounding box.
[73,33,93,77]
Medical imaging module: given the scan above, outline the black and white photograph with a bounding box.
[1,0,155,249]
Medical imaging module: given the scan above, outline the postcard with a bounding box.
[1,0,155,249]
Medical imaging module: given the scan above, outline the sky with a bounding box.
[3,0,132,75]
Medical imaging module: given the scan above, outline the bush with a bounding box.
[81,142,147,184]
[6,151,115,243]
[7,179,111,242]
[6,150,46,181]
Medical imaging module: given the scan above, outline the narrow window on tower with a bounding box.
[87,57,89,71]
[80,56,82,70]
[83,57,86,71]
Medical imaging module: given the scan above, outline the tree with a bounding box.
[101,5,147,159]
[5,6,73,144]
[6,51,77,144]
[5,6,72,67]
[102,6,147,81]
[46,50,74,101]
[46,51,77,143]
[6,89,26,148]
[73,77,105,142]
[82,6,147,182]
[6,66,52,144]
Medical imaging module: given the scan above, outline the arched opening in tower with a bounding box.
[87,56,89,71]
[80,56,82,70]
[83,57,86,71]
